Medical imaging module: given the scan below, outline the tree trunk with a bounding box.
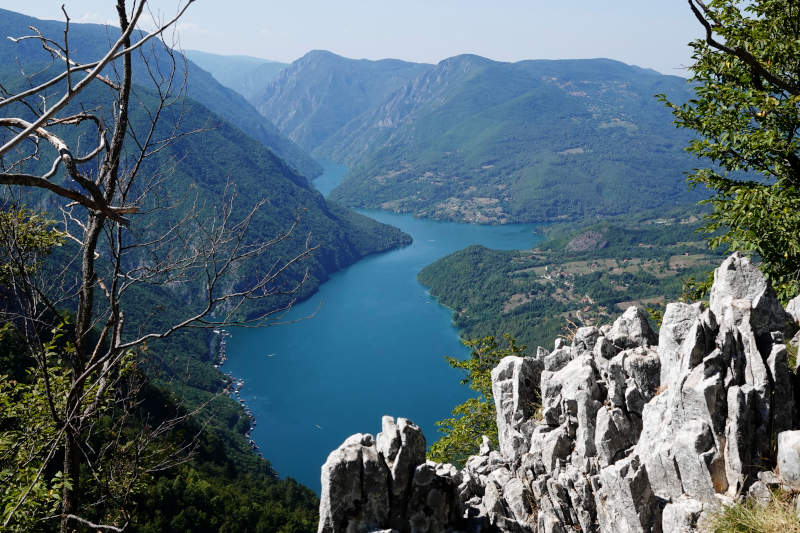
[61,214,104,532]
[60,428,81,533]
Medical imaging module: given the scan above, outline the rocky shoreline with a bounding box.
[213,329,260,454]
[317,253,800,532]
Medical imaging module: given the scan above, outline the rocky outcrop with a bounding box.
[319,253,800,532]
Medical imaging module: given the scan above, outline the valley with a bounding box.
[249,51,705,223]
[223,162,546,491]
[1,5,758,530]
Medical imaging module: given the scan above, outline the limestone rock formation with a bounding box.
[319,253,800,532]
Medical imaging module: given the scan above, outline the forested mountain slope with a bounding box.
[329,56,702,222]
[253,50,703,223]
[0,9,409,305]
[0,11,412,528]
[418,205,722,349]
[0,8,321,179]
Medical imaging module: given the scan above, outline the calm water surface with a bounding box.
[224,161,544,491]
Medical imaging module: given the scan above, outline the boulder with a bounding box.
[543,347,573,372]
[593,335,619,360]
[318,433,390,533]
[767,344,795,435]
[593,455,655,533]
[376,417,426,528]
[709,252,793,340]
[778,430,800,487]
[492,356,541,460]
[503,478,535,528]
[607,306,658,349]
[622,347,660,400]
[594,406,637,467]
[661,498,704,533]
[406,462,462,532]
[786,295,800,325]
[572,326,600,352]
[540,424,572,473]
[723,385,756,493]
[659,302,704,385]
[540,356,602,429]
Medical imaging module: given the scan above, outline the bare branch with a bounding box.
[0,0,196,113]
[0,173,134,224]
[0,1,147,157]
[64,514,126,532]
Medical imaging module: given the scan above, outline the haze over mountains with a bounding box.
[184,50,289,102]
[220,50,704,224]
[254,50,431,153]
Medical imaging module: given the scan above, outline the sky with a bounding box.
[1,1,702,76]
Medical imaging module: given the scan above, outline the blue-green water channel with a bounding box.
[224,161,544,492]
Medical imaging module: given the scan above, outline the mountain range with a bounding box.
[184,50,289,102]
[254,50,431,154]
[242,51,703,223]
[0,8,412,450]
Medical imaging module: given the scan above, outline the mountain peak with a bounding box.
[437,53,496,67]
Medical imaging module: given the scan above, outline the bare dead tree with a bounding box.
[0,2,317,531]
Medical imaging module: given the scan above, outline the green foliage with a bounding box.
[0,321,139,531]
[662,0,800,301]
[681,269,715,302]
[786,340,798,372]
[0,321,319,532]
[419,205,722,350]
[319,56,703,223]
[708,490,800,533]
[0,365,67,531]
[428,335,529,467]
[645,307,664,329]
[130,386,319,533]
[0,209,63,283]
[133,466,317,533]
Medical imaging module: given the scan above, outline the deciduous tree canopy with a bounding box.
[665,0,800,299]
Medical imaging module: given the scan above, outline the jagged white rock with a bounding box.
[778,430,800,487]
[318,254,800,532]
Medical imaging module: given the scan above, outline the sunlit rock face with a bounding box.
[318,253,800,532]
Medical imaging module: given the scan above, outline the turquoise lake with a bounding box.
[224,161,544,491]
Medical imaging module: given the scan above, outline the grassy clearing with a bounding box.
[707,492,800,533]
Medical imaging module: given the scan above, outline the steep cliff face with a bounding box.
[319,253,800,532]
[254,50,431,154]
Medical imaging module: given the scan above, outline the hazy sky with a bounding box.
[2,1,702,76]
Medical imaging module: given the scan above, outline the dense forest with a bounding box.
[418,205,723,350]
